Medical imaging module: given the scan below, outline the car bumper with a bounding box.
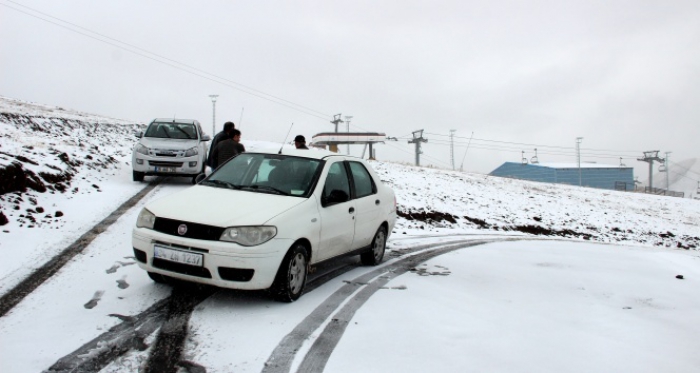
[132,227,291,290]
[132,153,203,176]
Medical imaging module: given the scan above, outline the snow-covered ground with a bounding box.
[1,96,699,372]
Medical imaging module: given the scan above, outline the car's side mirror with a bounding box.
[201,135,211,141]
[322,189,349,207]
[135,131,143,138]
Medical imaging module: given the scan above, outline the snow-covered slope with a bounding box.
[375,162,700,249]
[0,96,145,223]
[1,95,699,295]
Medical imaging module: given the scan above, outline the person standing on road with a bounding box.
[208,121,235,168]
[294,135,309,149]
[211,129,245,169]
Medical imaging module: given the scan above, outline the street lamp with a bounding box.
[576,137,583,186]
[209,94,219,137]
[344,115,352,154]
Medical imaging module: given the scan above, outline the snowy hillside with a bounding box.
[0,96,144,225]
[1,94,699,263]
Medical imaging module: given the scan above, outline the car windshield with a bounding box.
[144,122,198,140]
[202,153,323,197]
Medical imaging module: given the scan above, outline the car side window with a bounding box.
[322,162,351,205]
[348,161,376,198]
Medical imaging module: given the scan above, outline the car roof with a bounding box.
[251,147,361,161]
[151,118,199,125]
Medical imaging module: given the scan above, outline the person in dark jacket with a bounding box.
[294,135,308,149]
[207,121,235,168]
[211,129,245,169]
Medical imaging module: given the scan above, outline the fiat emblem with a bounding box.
[177,224,188,235]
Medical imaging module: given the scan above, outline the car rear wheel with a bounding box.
[271,244,308,302]
[133,171,145,182]
[361,226,387,265]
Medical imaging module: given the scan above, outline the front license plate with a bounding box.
[154,245,203,266]
[155,166,176,173]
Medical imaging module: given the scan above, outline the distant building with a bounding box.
[489,162,635,191]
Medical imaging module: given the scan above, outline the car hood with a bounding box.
[146,185,306,227]
[139,137,200,150]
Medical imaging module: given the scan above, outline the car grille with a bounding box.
[153,217,225,241]
[153,258,212,278]
[218,267,255,282]
[151,148,184,157]
[149,161,184,167]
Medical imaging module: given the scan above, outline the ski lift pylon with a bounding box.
[530,148,539,164]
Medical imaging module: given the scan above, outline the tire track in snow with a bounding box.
[46,298,170,372]
[143,284,217,373]
[42,237,509,372]
[0,178,161,317]
[262,239,503,373]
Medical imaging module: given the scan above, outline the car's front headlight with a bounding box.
[220,226,277,246]
[135,143,149,155]
[184,147,199,157]
[136,208,156,229]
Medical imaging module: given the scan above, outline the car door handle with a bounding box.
[375,199,381,205]
[349,207,355,214]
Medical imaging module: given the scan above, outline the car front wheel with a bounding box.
[361,226,387,265]
[271,244,308,302]
[133,171,145,182]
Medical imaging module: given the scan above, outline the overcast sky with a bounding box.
[1,0,699,179]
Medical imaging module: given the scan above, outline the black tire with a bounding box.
[147,271,169,284]
[361,226,387,265]
[133,171,145,182]
[271,244,308,302]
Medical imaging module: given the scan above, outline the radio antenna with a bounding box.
[278,123,294,154]
[238,108,245,129]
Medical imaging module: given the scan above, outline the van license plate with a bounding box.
[155,167,176,173]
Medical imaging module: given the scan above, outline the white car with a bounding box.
[132,148,397,301]
[132,118,210,183]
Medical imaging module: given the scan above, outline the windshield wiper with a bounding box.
[242,185,290,196]
[174,127,195,139]
[201,180,241,190]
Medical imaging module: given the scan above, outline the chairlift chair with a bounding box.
[521,150,528,165]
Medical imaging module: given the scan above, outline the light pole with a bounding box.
[665,151,671,191]
[209,94,219,136]
[576,137,583,186]
[344,115,352,154]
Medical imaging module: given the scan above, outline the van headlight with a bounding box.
[136,208,156,229]
[220,226,277,246]
[135,143,149,155]
[184,147,199,157]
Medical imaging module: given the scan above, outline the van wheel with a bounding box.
[133,171,145,182]
[271,244,308,302]
[361,226,387,265]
